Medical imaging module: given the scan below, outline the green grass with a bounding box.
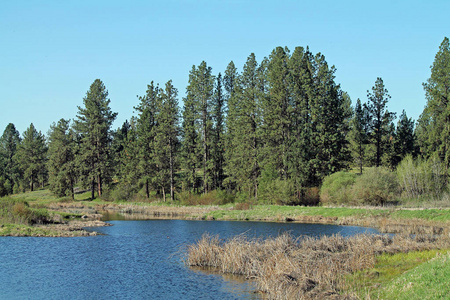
[0,223,60,236]
[204,205,390,221]
[390,209,450,222]
[345,249,450,299]
[377,252,450,299]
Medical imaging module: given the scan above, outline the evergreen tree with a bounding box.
[74,79,117,199]
[15,123,47,192]
[47,119,77,198]
[112,120,131,181]
[119,117,140,188]
[181,73,200,192]
[287,47,315,194]
[223,61,240,191]
[382,121,398,169]
[262,47,291,180]
[211,73,225,189]
[226,53,262,198]
[366,77,396,167]
[309,53,352,182]
[349,98,370,174]
[186,61,215,193]
[418,37,450,173]
[395,110,415,159]
[154,80,180,201]
[134,82,160,199]
[0,123,21,194]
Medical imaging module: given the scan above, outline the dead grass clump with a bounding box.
[187,232,450,299]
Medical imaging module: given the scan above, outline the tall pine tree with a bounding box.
[366,77,396,167]
[74,79,117,199]
[135,82,160,199]
[418,37,450,174]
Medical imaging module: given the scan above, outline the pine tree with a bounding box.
[47,119,77,198]
[349,98,370,174]
[309,53,352,182]
[395,110,415,159]
[211,73,225,189]
[112,120,131,181]
[223,61,240,190]
[418,37,450,173]
[366,77,396,167]
[154,80,180,201]
[74,79,117,199]
[15,123,47,192]
[287,47,315,195]
[119,117,140,188]
[135,81,160,199]
[186,61,215,193]
[0,123,21,194]
[226,53,262,198]
[181,73,200,192]
[262,47,291,180]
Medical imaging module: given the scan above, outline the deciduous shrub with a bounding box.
[351,167,400,205]
[397,154,447,199]
[1,198,50,225]
[320,171,357,205]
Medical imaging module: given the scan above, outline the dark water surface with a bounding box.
[0,219,378,299]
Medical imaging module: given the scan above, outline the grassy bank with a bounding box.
[0,191,107,236]
[2,189,450,236]
[345,249,450,299]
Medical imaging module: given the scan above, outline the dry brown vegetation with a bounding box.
[186,232,450,299]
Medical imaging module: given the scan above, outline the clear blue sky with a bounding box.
[1,0,448,135]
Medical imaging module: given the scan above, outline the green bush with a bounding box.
[0,197,50,225]
[351,167,400,206]
[320,171,357,205]
[107,183,138,202]
[397,154,447,199]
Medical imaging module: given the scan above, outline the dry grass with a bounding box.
[186,233,450,299]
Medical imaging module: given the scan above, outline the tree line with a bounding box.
[0,38,448,204]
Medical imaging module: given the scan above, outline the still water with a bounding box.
[0,219,378,299]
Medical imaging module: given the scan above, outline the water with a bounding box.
[0,219,378,299]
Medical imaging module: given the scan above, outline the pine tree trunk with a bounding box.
[203,108,208,194]
[145,179,150,199]
[162,186,166,202]
[169,142,174,201]
[97,174,102,198]
[91,178,95,200]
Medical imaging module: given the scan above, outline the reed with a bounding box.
[186,233,450,299]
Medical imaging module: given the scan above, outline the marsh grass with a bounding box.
[344,249,450,299]
[187,233,450,299]
[375,251,450,300]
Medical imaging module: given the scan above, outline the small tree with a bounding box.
[0,123,21,194]
[48,119,77,198]
[15,123,47,192]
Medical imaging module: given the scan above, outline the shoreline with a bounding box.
[2,201,448,237]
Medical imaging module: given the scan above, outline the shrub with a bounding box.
[397,154,447,199]
[108,183,138,202]
[320,172,357,205]
[0,198,50,225]
[351,167,400,206]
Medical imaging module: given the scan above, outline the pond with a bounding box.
[0,219,378,299]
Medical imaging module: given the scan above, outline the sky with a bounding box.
[1,0,449,136]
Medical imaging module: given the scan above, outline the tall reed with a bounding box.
[187,232,450,299]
